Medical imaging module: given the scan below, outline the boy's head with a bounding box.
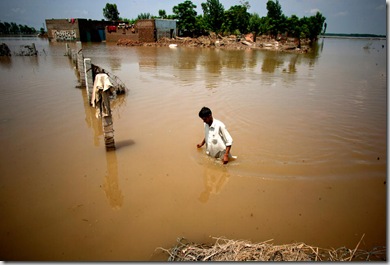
[199,107,213,125]
[199,107,212,118]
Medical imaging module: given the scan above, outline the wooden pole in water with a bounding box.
[101,91,116,150]
[65,43,71,57]
[84,58,93,104]
[72,50,77,64]
[31,43,37,55]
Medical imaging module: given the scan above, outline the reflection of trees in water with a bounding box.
[286,54,299,74]
[261,53,285,73]
[174,48,200,70]
[220,49,258,70]
[303,40,322,68]
[134,43,324,87]
[261,41,323,74]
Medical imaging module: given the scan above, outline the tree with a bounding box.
[173,0,197,36]
[308,11,326,41]
[266,0,286,37]
[222,5,250,35]
[195,15,208,36]
[248,13,262,41]
[158,9,167,19]
[103,3,120,21]
[0,22,9,34]
[137,13,151,19]
[201,0,225,33]
[286,15,302,47]
[239,0,250,9]
[10,22,19,34]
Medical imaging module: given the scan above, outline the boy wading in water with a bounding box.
[197,107,234,164]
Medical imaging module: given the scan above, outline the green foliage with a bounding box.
[195,15,208,36]
[0,21,36,34]
[248,13,261,34]
[239,0,250,9]
[119,17,134,24]
[265,0,287,37]
[158,10,167,19]
[286,14,300,38]
[111,0,327,42]
[173,0,197,36]
[201,0,225,33]
[263,0,326,43]
[307,12,326,41]
[137,13,152,20]
[103,3,120,21]
[222,5,250,35]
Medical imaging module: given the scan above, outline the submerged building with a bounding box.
[46,18,177,43]
[45,18,111,42]
[105,19,177,43]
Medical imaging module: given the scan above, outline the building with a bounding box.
[46,18,177,43]
[45,18,111,42]
[105,19,177,43]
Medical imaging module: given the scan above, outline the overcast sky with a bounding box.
[0,0,387,35]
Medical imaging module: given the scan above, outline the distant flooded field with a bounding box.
[0,36,386,261]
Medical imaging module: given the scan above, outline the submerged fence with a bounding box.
[65,41,127,151]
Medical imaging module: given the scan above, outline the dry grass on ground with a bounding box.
[157,235,386,261]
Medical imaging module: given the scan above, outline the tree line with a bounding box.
[103,0,326,44]
[0,21,39,35]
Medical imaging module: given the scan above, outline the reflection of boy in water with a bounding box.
[197,107,233,164]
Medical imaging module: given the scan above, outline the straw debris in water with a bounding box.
[157,235,386,261]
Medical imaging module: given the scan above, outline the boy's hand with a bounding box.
[223,154,229,164]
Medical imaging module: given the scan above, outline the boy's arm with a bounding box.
[197,138,205,148]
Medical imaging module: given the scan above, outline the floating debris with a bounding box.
[0,43,11,56]
[14,43,38,56]
[157,235,386,261]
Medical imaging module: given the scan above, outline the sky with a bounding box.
[0,0,387,35]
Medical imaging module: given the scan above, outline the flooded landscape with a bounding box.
[0,36,386,261]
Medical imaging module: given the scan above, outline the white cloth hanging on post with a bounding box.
[91,73,113,107]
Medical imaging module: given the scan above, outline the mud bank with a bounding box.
[117,33,311,53]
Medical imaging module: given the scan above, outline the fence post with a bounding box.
[31,43,37,55]
[76,41,85,86]
[102,91,116,150]
[84,58,93,105]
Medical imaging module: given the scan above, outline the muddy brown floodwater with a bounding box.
[0,37,386,261]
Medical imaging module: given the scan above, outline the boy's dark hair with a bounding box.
[199,107,212,118]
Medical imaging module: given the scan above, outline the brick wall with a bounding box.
[136,20,156,42]
[46,18,111,42]
[105,28,139,42]
[46,19,80,41]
